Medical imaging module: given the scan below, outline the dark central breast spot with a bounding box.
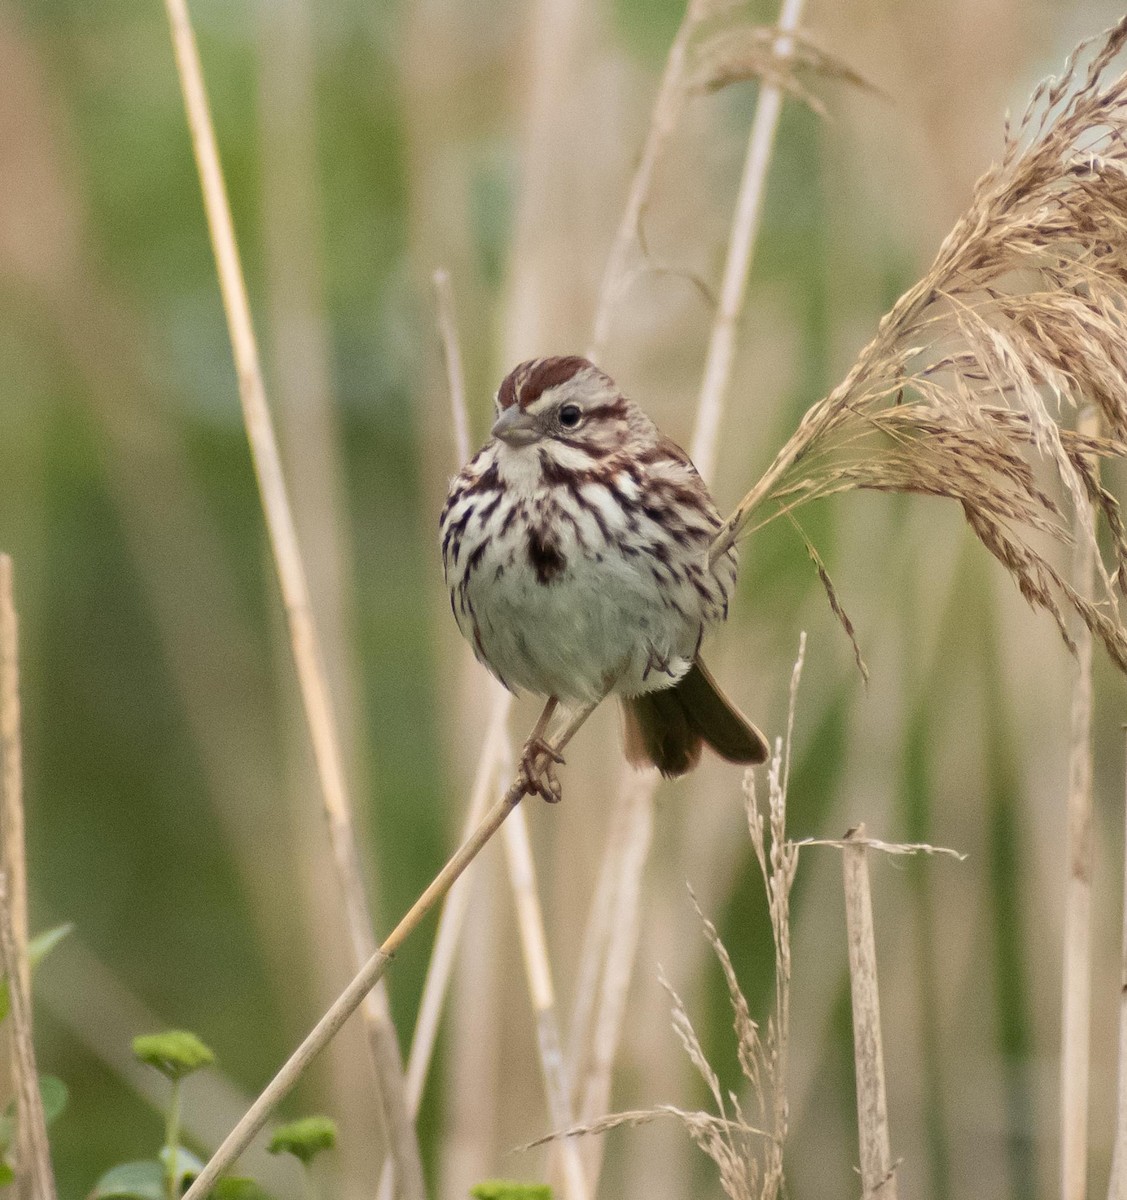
[527,528,566,584]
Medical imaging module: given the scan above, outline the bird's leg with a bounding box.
[520,696,565,803]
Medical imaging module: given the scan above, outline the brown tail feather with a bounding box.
[622,658,769,778]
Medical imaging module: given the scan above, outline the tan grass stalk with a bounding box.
[160,1,425,1193]
[503,808,590,1200]
[564,767,635,1092]
[0,558,55,1200]
[0,876,54,1200]
[586,0,711,364]
[1110,727,1127,1200]
[256,2,380,1183]
[0,558,28,999]
[571,773,654,1187]
[180,700,597,1200]
[710,19,1127,675]
[1062,408,1098,1200]
[571,4,805,1181]
[690,0,806,481]
[403,688,511,1115]
[841,825,899,1200]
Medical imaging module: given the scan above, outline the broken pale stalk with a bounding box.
[180,701,597,1200]
[160,1,424,1193]
[842,825,898,1200]
[1062,409,1097,1200]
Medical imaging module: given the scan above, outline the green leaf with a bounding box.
[266,1116,337,1166]
[0,1160,12,1187]
[39,1075,68,1125]
[0,1074,71,1152]
[132,1031,215,1080]
[28,923,74,970]
[211,1179,273,1200]
[0,923,74,1024]
[470,1182,552,1200]
[89,1159,166,1199]
[160,1144,205,1188]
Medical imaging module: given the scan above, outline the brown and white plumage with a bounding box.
[440,355,767,777]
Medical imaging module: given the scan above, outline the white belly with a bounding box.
[442,445,732,705]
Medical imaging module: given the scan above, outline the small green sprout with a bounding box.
[266,1116,337,1167]
[132,1030,215,1200]
[469,1182,553,1200]
[132,1031,215,1081]
[267,1116,337,1200]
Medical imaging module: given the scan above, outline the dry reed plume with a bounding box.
[712,18,1127,672]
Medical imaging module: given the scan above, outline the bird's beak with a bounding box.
[491,406,540,447]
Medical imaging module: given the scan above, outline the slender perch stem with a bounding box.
[375,690,512,1200]
[180,701,596,1200]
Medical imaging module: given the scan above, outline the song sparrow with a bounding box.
[440,355,768,799]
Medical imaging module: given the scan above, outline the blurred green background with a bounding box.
[2,0,1127,1197]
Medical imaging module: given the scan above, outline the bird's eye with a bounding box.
[558,404,582,429]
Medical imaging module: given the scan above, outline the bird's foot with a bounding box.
[520,736,566,803]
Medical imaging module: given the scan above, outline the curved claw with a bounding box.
[520,737,566,803]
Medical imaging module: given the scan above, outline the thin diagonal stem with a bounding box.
[587,0,711,364]
[180,701,597,1200]
[690,0,806,481]
[160,1,423,1193]
[375,687,512,1200]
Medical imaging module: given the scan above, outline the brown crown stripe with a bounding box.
[496,355,598,410]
